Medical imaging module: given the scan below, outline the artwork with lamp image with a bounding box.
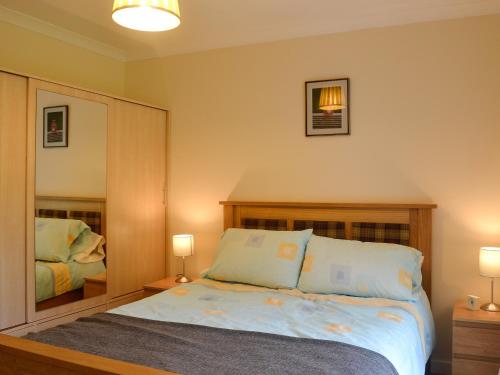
[305,78,350,136]
[173,234,194,283]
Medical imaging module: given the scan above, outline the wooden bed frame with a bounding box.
[221,201,436,298]
[0,201,436,375]
[35,195,106,236]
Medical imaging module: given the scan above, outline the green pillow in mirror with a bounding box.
[35,218,89,263]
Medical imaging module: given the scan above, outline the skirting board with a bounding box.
[431,358,451,375]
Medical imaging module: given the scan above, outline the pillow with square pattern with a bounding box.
[297,235,423,301]
[206,228,313,289]
[35,217,89,263]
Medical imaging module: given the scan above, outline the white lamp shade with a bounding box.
[479,247,500,277]
[173,234,193,257]
[112,0,180,32]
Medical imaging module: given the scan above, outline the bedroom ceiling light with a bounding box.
[112,0,181,32]
[319,86,344,112]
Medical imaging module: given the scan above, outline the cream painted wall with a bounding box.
[36,90,107,197]
[0,20,124,95]
[124,14,500,365]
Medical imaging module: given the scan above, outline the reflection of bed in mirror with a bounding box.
[35,196,106,311]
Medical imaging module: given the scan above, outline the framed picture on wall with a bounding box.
[43,105,68,148]
[305,78,349,136]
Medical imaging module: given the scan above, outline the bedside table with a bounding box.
[83,272,107,299]
[452,300,500,375]
[143,276,182,298]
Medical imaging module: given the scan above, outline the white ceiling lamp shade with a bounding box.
[112,0,181,32]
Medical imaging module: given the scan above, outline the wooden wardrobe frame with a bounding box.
[0,67,169,374]
[0,201,435,375]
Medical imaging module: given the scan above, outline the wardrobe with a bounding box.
[0,70,167,335]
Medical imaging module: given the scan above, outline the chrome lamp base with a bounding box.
[481,302,500,312]
[481,278,500,312]
[175,255,192,283]
[175,275,192,283]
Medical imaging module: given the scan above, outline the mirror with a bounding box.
[35,89,107,312]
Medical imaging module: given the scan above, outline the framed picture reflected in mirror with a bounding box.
[43,105,68,148]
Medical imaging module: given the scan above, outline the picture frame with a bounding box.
[305,78,349,136]
[43,105,68,148]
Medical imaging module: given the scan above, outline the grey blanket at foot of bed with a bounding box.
[24,313,398,375]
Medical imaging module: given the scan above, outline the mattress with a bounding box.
[36,260,106,302]
[110,278,435,375]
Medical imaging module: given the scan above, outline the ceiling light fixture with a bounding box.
[112,0,181,32]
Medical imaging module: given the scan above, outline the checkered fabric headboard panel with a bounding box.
[69,211,102,235]
[351,222,410,246]
[236,218,409,245]
[293,220,346,239]
[240,218,288,231]
[36,209,68,219]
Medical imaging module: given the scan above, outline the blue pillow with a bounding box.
[207,228,313,289]
[297,235,423,301]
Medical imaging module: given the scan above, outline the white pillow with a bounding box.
[207,228,313,289]
[297,235,423,301]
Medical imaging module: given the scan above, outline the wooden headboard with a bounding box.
[220,201,436,299]
[35,196,106,236]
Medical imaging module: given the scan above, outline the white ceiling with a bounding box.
[0,0,499,61]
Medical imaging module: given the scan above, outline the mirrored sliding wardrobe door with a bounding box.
[27,79,113,322]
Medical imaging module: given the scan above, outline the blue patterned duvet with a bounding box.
[110,279,435,375]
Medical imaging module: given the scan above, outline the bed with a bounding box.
[34,201,107,310]
[36,260,106,302]
[0,201,436,375]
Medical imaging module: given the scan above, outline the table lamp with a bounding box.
[173,234,193,283]
[479,247,500,312]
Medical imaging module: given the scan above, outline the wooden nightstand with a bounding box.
[143,276,182,298]
[83,272,107,299]
[452,300,500,375]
